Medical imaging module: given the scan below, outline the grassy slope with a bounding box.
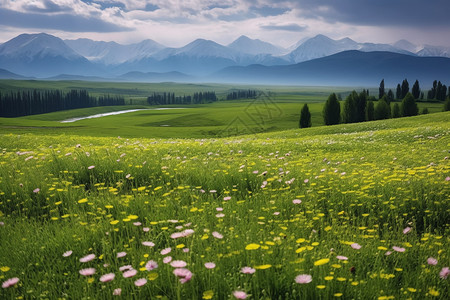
[0,112,449,299]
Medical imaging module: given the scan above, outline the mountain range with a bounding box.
[0,32,449,86]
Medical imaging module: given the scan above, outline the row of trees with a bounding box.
[379,79,449,101]
[300,90,429,128]
[226,90,258,100]
[147,91,217,105]
[0,90,125,118]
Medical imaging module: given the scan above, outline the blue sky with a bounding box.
[0,0,449,47]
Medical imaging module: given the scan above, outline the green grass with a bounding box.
[0,112,449,299]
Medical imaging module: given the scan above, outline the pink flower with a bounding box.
[145,260,158,271]
[134,278,147,287]
[119,265,133,272]
[304,179,309,183]
[79,268,96,276]
[33,188,40,193]
[133,222,142,226]
[2,277,19,288]
[212,231,223,239]
[163,256,173,264]
[385,251,392,256]
[170,260,187,268]
[142,241,155,247]
[351,243,362,250]
[241,267,256,274]
[273,212,280,215]
[100,273,115,282]
[446,177,450,181]
[403,227,412,234]
[88,165,95,170]
[223,196,231,201]
[173,268,193,283]
[292,199,302,204]
[336,255,348,261]
[392,246,405,252]
[170,229,194,239]
[117,252,127,258]
[161,247,172,255]
[204,262,216,269]
[427,257,438,265]
[80,254,96,263]
[295,274,312,284]
[113,288,122,296]
[233,291,248,299]
[440,267,449,279]
[63,250,73,257]
[123,269,137,278]
[143,227,150,232]
[183,248,189,253]
[216,213,225,218]
[216,207,223,211]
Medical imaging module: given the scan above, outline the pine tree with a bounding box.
[323,93,341,125]
[387,90,394,104]
[401,79,409,99]
[366,101,375,121]
[392,103,401,118]
[401,92,419,117]
[412,80,420,99]
[379,79,385,99]
[299,104,312,128]
[375,97,391,120]
[396,84,402,99]
[342,91,358,123]
[444,97,450,111]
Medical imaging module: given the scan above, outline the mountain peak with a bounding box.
[228,35,284,55]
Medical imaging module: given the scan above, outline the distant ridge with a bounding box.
[0,68,27,79]
[212,50,450,86]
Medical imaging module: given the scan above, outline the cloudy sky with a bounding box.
[0,0,449,47]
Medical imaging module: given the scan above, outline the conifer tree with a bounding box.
[323,93,340,125]
[401,92,419,117]
[299,104,312,128]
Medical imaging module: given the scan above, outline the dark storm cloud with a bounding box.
[294,0,450,28]
[261,23,307,32]
[0,8,132,32]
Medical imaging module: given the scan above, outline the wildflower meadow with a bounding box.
[0,112,449,299]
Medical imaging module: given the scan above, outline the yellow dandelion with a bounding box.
[78,198,88,204]
[202,290,214,300]
[245,243,260,250]
[254,264,271,269]
[314,258,330,266]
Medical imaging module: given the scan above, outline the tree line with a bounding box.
[379,79,449,101]
[300,79,449,128]
[0,90,125,118]
[147,91,217,105]
[226,90,258,100]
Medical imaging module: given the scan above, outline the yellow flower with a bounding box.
[324,276,334,281]
[78,198,88,204]
[110,220,119,225]
[316,285,326,289]
[314,258,330,266]
[254,264,271,269]
[245,243,260,250]
[429,288,439,297]
[0,266,10,272]
[203,290,214,299]
[148,273,158,281]
[334,293,343,297]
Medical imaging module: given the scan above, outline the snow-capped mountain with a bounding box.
[64,38,166,65]
[417,45,450,58]
[228,35,286,56]
[285,35,414,63]
[0,33,96,77]
[393,40,420,53]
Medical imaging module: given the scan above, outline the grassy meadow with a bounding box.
[0,80,445,139]
[0,80,449,299]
